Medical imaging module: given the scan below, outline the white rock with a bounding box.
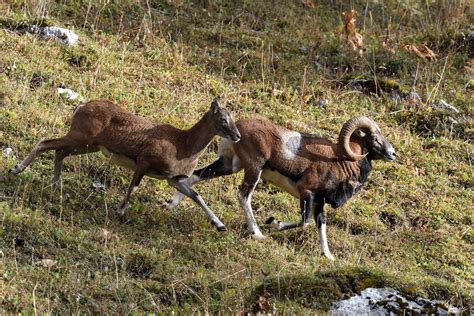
[2,147,13,157]
[409,90,421,101]
[32,26,79,46]
[37,259,57,268]
[434,100,460,113]
[331,287,460,315]
[57,87,84,102]
[92,181,106,191]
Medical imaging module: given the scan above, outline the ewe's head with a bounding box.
[208,97,241,143]
[338,116,396,162]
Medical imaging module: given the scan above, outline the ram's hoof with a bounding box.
[251,233,266,240]
[265,216,275,225]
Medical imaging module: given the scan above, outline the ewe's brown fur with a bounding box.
[10,98,241,230]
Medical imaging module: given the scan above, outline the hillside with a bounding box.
[0,0,473,313]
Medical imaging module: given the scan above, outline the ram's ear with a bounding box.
[210,97,221,114]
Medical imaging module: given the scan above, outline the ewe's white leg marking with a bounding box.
[280,130,301,160]
[166,175,200,209]
[317,213,334,261]
[166,192,184,209]
[196,194,225,229]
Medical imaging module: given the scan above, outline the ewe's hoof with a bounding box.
[211,220,227,232]
[9,164,23,175]
[51,180,62,189]
[216,225,227,232]
[115,207,126,217]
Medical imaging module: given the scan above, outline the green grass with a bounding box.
[1,0,473,313]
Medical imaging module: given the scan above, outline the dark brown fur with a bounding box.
[168,117,395,259]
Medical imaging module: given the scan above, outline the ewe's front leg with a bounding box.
[314,198,334,261]
[165,174,200,209]
[265,190,314,231]
[116,163,148,216]
[166,156,235,210]
[168,177,226,231]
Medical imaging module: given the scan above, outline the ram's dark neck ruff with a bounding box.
[325,158,372,209]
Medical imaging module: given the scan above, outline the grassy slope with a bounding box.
[0,0,473,313]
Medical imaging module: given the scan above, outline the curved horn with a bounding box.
[338,116,380,161]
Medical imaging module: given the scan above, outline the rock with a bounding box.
[36,259,57,268]
[433,100,460,113]
[93,228,117,244]
[2,147,13,157]
[409,89,422,102]
[316,99,328,108]
[32,26,79,46]
[92,181,106,191]
[57,87,84,102]
[331,288,461,315]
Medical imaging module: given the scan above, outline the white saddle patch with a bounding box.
[280,130,301,160]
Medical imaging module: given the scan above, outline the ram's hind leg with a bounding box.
[166,155,236,209]
[238,168,265,239]
[10,137,70,175]
[266,190,314,231]
[314,198,334,261]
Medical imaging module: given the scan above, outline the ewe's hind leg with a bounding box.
[238,168,265,239]
[166,156,236,209]
[10,138,69,175]
[116,162,149,216]
[168,176,226,231]
[53,145,99,185]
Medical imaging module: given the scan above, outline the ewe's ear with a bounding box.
[211,97,221,114]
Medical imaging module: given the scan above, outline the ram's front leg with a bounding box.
[314,197,334,261]
[266,190,314,231]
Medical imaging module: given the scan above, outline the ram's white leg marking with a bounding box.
[317,213,334,261]
[238,171,265,239]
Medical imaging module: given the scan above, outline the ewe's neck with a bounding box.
[184,111,216,156]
